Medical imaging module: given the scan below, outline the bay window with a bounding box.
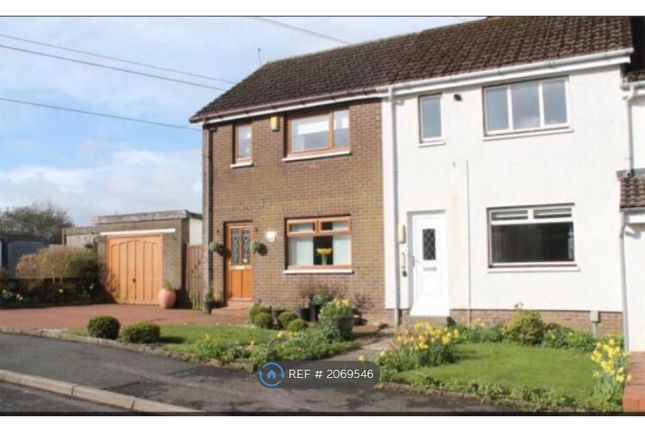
[484,78,569,135]
[488,205,575,267]
[287,109,349,156]
[287,217,351,268]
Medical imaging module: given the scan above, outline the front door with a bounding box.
[226,223,254,300]
[410,213,448,316]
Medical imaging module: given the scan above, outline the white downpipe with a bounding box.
[389,85,401,327]
[466,160,473,327]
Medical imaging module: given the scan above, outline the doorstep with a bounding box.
[623,352,645,412]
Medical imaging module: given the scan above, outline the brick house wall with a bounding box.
[205,100,386,317]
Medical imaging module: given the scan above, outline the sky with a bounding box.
[0,16,479,225]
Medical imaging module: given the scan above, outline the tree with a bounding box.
[0,203,73,243]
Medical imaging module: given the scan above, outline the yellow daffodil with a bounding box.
[358,355,366,362]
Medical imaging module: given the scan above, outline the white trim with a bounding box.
[282,150,351,162]
[418,139,447,148]
[99,228,175,236]
[482,127,573,142]
[201,50,631,125]
[283,268,354,275]
[230,161,254,168]
[625,212,645,224]
[488,266,580,273]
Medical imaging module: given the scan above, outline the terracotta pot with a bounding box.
[158,288,176,309]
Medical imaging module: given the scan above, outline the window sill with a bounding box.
[283,150,351,162]
[419,139,446,148]
[488,265,579,273]
[483,127,573,142]
[230,161,253,169]
[283,268,354,275]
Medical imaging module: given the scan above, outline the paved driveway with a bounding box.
[0,304,248,330]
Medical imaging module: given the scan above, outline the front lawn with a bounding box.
[388,342,601,411]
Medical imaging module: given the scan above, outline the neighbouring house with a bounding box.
[0,233,48,275]
[191,17,645,350]
[63,210,202,308]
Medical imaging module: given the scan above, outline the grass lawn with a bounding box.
[69,323,275,353]
[391,342,597,408]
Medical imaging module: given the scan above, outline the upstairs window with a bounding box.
[287,109,349,157]
[234,123,252,164]
[484,78,568,135]
[287,217,351,268]
[488,205,575,267]
[419,95,443,142]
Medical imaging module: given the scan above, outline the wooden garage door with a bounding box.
[106,235,162,304]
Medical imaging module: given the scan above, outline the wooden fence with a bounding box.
[185,245,205,310]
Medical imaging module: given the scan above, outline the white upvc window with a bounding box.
[488,205,576,268]
[419,94,443,143]
[484,77,569,135]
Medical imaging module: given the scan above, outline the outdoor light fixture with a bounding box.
[270,116,280,131]
[454,94,463,101]
[265,230,277,242]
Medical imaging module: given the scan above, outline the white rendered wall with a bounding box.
[383,65,629,313]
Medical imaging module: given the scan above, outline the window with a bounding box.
[287,217,351,268]
[419,95,442,142]
[484,78,568,135]
[234,124,252,163]
[287,109,349,156]
[488,205,575,267]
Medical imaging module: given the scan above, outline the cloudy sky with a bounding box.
[0,16,478,225]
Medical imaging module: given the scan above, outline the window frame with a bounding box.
[286,216,352,269]
[233,122,253,165]
[285,108,350,158]
[487,204,576,268]
[483,77,570,136]
[418,94,444,144]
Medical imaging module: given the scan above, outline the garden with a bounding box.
[367,306,630,412]
[0,246,103,308]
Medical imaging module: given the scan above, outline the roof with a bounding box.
[93,210,202,225]
[191,16,634,123]
[620,174,645,210]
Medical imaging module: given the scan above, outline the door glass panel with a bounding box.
[422,229,436,261]
[242,229,251,264]
[231,229,240,265]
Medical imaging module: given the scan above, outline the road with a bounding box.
[0,333,506,413]
[0,382,123,413]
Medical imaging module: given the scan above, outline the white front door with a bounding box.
[410,213,449,316]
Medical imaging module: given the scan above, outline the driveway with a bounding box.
[0,333,507,413]
[0,304,248,330]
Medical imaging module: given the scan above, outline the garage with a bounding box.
[106,235,162,304]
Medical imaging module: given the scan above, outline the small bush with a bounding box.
[249,304,270,323]
[319,298,353,320]
[278,311,298,329]
[286,319,309,332]
[566,330,596,352]
[194,334,248,364]
[502,307,545,345]
[121,322,160,343]
[459,324,504,343]
[253,312,273,329]
[16,247,98,282]
[87,316,120,340]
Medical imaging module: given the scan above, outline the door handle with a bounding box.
[132,278,136,283]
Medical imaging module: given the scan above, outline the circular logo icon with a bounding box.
[258,362,285,388]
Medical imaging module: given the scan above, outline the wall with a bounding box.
[205,100,385,316]
[383,65,629,322]
[625,223,645,349]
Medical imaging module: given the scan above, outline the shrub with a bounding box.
[458,323,504,343]
[121,322,160,343]
[249,304,270,323]
[194,334,248,364]
[502,307,545,345]
[16,247,98,282]
[253,312,273,329]
[249,326,354,368]
[278,311,298,329]
[372,323,460,378]
[87,316,120,340]
[591,338,630,408]
[286,319,309,332]
[319,298,353,320]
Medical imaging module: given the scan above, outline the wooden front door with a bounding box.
[106,235,162,304]
[226,223,254,300]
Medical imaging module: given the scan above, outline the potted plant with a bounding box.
[208,240,225,256]
[310,293,327,322]
[319,298,354,337]
[315,247,333,265]
[158,282,177,309]
[251,240,267,255]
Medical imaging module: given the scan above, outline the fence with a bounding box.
[185,245,205,310]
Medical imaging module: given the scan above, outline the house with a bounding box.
[0,233,48,275]
[63,210,202,308]
[191,17,645,350]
